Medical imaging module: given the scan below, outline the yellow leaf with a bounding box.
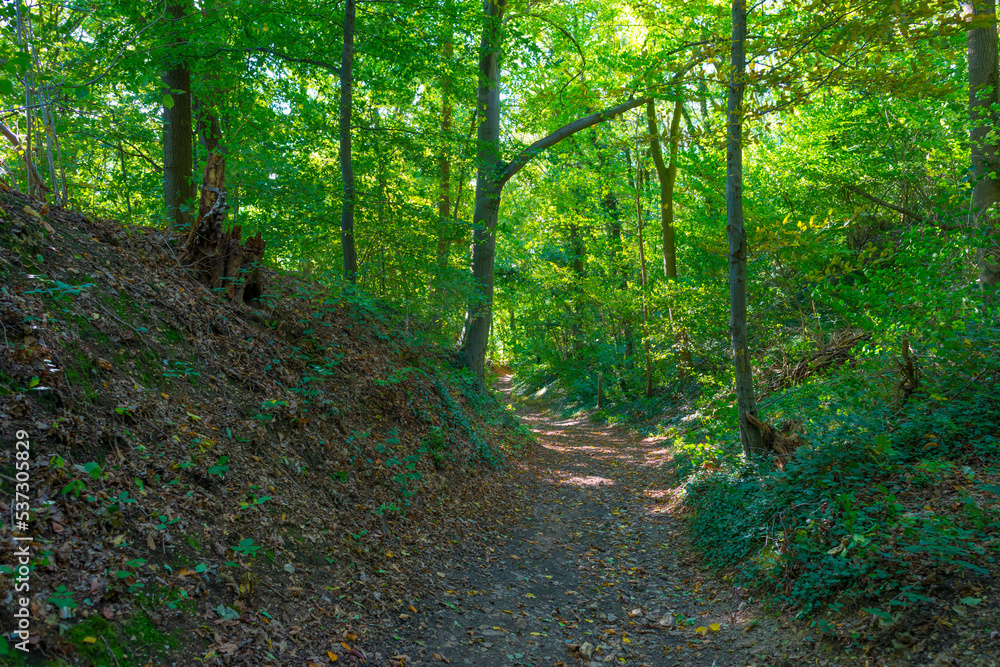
[622,636,631,644]
[710,623,721,632]
[341,642,351,651]
[695,626,708,635]
[525,593,535,598]
[408,604,417,613]
[327,651,338,662]
[782,213,791,223]
[83,636,97,644]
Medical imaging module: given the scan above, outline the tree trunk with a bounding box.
[458,2,651,385]
[340,0,358,282]
[646,97,692,375]
[431,10,456,317]
[726,0,764,456]
[163,0,194,233]
[459,0,507,386]
[634,156,653,399]
[179,153,266,304]
[966,1,1000,288]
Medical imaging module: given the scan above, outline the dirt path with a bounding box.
[369,382,821,666]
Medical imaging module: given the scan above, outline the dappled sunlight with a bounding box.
[544,472,616,487]
[643,487,685,515]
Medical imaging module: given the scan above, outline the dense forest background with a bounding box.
[2,0,1000,659]
[2,0,998,411]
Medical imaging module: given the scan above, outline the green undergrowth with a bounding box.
[683,383,1000,632]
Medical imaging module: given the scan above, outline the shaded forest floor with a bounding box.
[370,379,1000,667]
[0,188,997,667]
[370,379,815,667]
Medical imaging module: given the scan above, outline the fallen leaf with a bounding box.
[327,651,338,662]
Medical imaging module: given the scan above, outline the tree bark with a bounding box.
[458,4,654,385]
[634,156,653,399]
[458,0,507,386]
[340,0,358,282]
[966,1,1000,288]
[163,0,194,234]
[726,0,764,456]
[646,97,692,376]
[432,9,456,315]
[179,153,266,304]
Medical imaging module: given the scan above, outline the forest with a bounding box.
[0,0,999,665]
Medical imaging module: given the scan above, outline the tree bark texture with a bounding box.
[966,1,1000,288]
[163,0,194,233]
[179,153,266,304]
[459,0,507,385]
[635,159,653,399]
[646,97,692,375]
[432,13,457,313]
[340,0,358,282]
[726,0,764,456]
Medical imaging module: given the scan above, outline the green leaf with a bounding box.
[0,79,13,95]
[163,94,174,109]
[959,597,982,606]
[74,86,89,100]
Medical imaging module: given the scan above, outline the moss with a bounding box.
[65,616,126,666]
[184,534,200,550]
[121,612,179,664]
[161,327,184,344]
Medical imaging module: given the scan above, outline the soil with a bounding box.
[367,379,831,667]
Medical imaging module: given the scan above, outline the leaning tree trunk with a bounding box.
[179,153,265,304]
[966,0,1000,289]
[726,0,764,456]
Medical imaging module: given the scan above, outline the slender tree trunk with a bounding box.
[726,0,764,456]
[163,0,194,233]
[432,6,455,299]
[634,154,653,399]
[966,1,1000,288]
[340,0,358,282]
[459,0,507,386]
[646,97,692,375]
[458,0,650,384]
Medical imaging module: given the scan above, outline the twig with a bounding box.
[100,636,123,667]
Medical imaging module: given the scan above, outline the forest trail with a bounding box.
[372,378,822,667]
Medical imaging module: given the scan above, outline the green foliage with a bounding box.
[685,387,1000,617]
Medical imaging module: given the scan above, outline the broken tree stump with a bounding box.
[178,152,265,305]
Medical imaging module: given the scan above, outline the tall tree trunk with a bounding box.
[634,155,653,399]
[966,0,1000,288]
[163,0,194,233]
[646,97,692,375]
[340,0,358,282]
[726,0,764,456]
[459,0,507,385]
[431,10,456,318]
[458,0,650,384]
